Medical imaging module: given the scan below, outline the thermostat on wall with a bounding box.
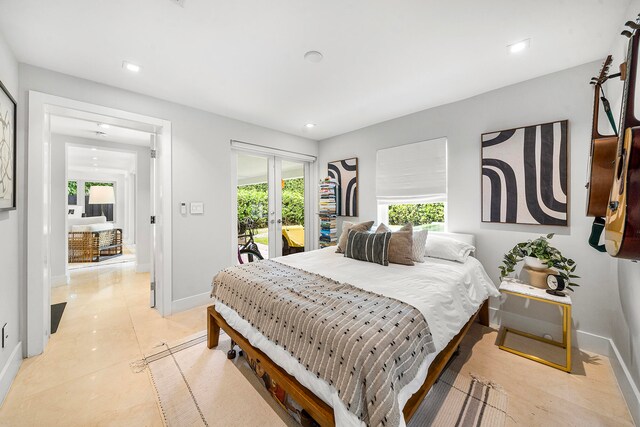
[190,202,204,215]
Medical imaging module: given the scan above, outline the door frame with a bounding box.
[230,140,317,266]
[26,91,173,357]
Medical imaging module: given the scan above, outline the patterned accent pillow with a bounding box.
[374,223,414,266]
[411,229,429,262]
[335,220,375,253]
[344,230,391,266]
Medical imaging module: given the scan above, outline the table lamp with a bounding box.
[88,186,114,217]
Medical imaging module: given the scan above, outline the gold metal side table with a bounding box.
[497,279,572,373]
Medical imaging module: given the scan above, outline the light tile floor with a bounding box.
[0,263,634,426]
[0,263,206,426]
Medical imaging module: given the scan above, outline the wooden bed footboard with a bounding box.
[207,300,490,427]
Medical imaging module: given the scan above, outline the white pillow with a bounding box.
[411,229,429,263]
[71,223,114,233]
[425,235,474,263]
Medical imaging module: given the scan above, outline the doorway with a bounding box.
[26,92,173,357]
[63,143,139,274]
[233,142,315,264]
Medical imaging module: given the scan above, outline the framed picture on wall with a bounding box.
[0,78,16,211]
[481,120,568,226]
[328,158,358,217]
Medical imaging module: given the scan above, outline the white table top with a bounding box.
[500,278,572,305]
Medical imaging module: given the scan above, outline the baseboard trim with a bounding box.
[51,274,69,287]
[489,306,611,355]
[0,342,22,407]
[135,263,150,273]
[609,339,640,425]
[171,292,212,313]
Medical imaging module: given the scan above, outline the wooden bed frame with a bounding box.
[207,300,489,426]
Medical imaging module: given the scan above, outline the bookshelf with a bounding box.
[319,178,338,248]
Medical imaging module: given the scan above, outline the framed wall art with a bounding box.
[328,158,358,217]
[481,120,568,226]
[0,79,16,211]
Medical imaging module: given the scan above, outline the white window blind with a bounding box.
[375,138,447,203]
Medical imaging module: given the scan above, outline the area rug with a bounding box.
[407,368,508,427]
[134,332,507,427]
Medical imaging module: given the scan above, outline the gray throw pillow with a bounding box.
[344,230,391,266]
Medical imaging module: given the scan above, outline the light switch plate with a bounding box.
[190,202,204,215]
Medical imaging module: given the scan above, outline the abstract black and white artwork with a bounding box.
[482,120,568,226]
[0,79,16,211]
[328,158,358,217]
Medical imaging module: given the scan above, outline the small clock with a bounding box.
[546,274,566,296]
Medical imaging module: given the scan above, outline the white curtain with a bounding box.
[375,137,447,203]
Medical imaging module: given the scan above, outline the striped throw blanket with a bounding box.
[212,260,436,427]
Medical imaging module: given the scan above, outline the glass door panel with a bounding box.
[236,152,269,263]
[280,159,305,257]
[235,152,309,263]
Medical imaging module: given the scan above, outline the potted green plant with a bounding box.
[499,233,580,291]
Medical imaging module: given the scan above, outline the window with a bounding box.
[376,138,447,231]
[67,180,78,205]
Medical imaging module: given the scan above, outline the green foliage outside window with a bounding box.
[84,182,114,194]
[67,181,77,196]
[237,178,304,232]
[388,203,445,229]
[67,181,114,196]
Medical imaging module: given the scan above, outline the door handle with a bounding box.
[270,219,275,224]
[277,219,282,224]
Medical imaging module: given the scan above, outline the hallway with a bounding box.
[0,264,207,426]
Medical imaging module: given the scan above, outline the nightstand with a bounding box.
[497,278,572,373]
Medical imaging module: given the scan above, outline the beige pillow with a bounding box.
[336,220,374,253]
[375,223,414,266]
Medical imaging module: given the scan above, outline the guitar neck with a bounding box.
[591,82,603,139]
[623,30,640,131]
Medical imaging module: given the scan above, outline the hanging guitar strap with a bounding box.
[600,86,619,136]
[589,216,607,252]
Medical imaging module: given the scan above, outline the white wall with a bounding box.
[318,61,617,351]
[17,64,317,312]
[49,134,149,283]
[0,32,20,404]
[605,1,640,423]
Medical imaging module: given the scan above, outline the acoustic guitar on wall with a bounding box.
[605,17,640,259]
[586,55,618,219]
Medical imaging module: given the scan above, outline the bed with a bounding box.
[208,232,499,427]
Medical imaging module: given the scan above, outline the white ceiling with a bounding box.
[51,115,152,146]
[67,145,137,175]
[0,0,630,139]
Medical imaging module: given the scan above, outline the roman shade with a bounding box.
[375,138,447,203]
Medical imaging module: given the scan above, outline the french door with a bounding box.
[236,151,309,261]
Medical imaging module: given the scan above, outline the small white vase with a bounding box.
[524,256,548,271]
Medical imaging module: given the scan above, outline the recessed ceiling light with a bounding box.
[98,123,110,129]
[122,61,141,73]
[508,39,530,54]
[305,123,316,129]
[304,51,323,63]
[92,157,98,160]
[91,148,97,151]
[92,163,98,167]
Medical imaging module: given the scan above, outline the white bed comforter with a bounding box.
[214,247,499,427]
